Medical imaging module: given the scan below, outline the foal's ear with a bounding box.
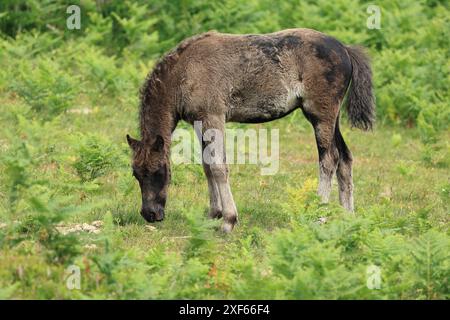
[126,134,141,150]
[152,135,165,152]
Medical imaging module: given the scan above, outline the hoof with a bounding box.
[221,216,237,233]
[221,222,234,233]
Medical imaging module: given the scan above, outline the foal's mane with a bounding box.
[138,31,215,143]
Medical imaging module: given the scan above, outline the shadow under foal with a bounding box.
[126,28,375,232]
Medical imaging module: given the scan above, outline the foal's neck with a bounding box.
[139,56,180,154]
[139,88,178,159]
[140,108,176,154]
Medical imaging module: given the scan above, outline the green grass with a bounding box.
[0,0,449,300]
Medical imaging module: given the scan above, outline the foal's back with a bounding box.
[173,28,352,124]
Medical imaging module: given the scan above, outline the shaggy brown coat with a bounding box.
[127,28,375,232]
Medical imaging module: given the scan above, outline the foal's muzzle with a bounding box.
[141,205,165,223]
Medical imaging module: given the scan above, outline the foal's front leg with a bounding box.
[202,162,223,219]
[201,117,238,232]
[210,162,238,233]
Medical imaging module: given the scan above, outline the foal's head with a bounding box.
[127,134,170,223]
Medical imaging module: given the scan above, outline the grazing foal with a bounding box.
[127,28,375,232]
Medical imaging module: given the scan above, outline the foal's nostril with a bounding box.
[140,208,164,223]
[155,210,165,221]
[141,210,156,223]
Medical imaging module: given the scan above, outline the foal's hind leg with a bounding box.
[316,123,339,204]
[334,120,354,211]
[302,104,340,204]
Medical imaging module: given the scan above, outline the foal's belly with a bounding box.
[226,87,303,123]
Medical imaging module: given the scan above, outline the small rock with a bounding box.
[68,107,92,115]
[318,217,328,224]
[91,220,103,228]
[261,268,273,277]
[145,225,157,231]
[84,244,98,250]
[56,221,102,235]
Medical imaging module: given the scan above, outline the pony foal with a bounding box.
[127,28,375,232]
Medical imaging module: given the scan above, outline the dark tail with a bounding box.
[344,45,375,130]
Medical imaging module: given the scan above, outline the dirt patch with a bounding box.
[56,220,103,235]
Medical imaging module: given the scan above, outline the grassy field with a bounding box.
[0,98,448,298]
[0,0,449,299]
